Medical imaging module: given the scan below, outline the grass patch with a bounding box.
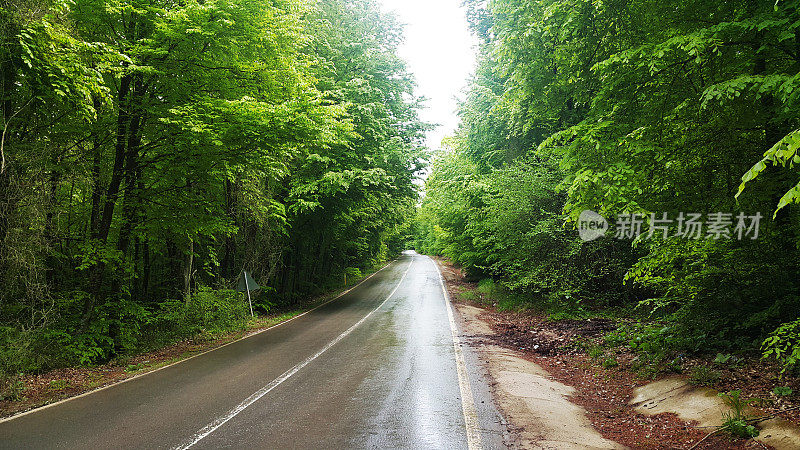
[459,291,477,302]
[689,366,721,386]
[47,379,71,391]
[125,362,147,373]
[602,356,619,369]
[588,345,605,359]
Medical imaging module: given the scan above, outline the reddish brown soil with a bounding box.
[436,257,790,449]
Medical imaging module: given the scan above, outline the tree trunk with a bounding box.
[141,237,151,301]
[82,73,132,330]
[96,74,132,242]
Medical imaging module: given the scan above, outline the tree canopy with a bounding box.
[417,0,800,367]
[0,0,426,372]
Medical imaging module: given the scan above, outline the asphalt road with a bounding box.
[0,251,505,449]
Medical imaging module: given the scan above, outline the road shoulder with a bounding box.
[454,302,625,449]
[436,257,800,449]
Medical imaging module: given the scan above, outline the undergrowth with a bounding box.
[0,287,252,377]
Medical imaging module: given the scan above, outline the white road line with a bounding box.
[433,257,484,450]
[174,257,415,450]
[0,260,394,425]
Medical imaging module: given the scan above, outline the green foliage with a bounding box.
[47,379,71,390]
[773,386,793,397]
[762,319,800,374]
[714,353,735,365]
[418,0,800,361]
[0,287,250,374]
[150,288,249,341]
[605,323,676,363]
[0,373,26,401]
[719,390,759,438]
[125,363,146,373]
[0,0,425,377]
[605,323,687,378]
[418,152,637,311]
[459,291,477,302]
[689,366,721,387]
[476,279,496,296]
[667,358,684,374]
[739,129,800,216]
[343,267,362,281]
[714,353,732,364]
[601,357,619,369]
[588,345,605,360]
[722,418,760,439]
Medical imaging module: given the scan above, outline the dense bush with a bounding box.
[147,288,250,344]
[0,288,252,374]
[763,318,800,375]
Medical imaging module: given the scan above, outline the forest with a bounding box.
[4,0,800,395]
[416,0,800,374]
[0,0,425,375]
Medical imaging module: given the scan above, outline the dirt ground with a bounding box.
[457,303,626,449]
[437,257,800,449]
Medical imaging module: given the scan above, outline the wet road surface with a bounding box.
[0,251,505,449]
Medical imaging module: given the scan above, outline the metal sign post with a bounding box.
[236,270,259,317]
[244,272,254,317]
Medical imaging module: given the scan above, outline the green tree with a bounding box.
[419,0,800,351]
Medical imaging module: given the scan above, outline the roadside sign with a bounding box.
[236,270,260,292]
[236,270,260,317]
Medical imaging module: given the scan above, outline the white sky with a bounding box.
[378,0,477,151]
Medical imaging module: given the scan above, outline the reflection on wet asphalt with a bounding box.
[0,251,505,449]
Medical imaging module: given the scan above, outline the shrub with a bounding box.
[604,323,675,363]
[149,287,249,341]
[762,318,800,374]
[689,366,721,386]
[0,373,26,401]
[343,267,362,281]
[719,390,759,438]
